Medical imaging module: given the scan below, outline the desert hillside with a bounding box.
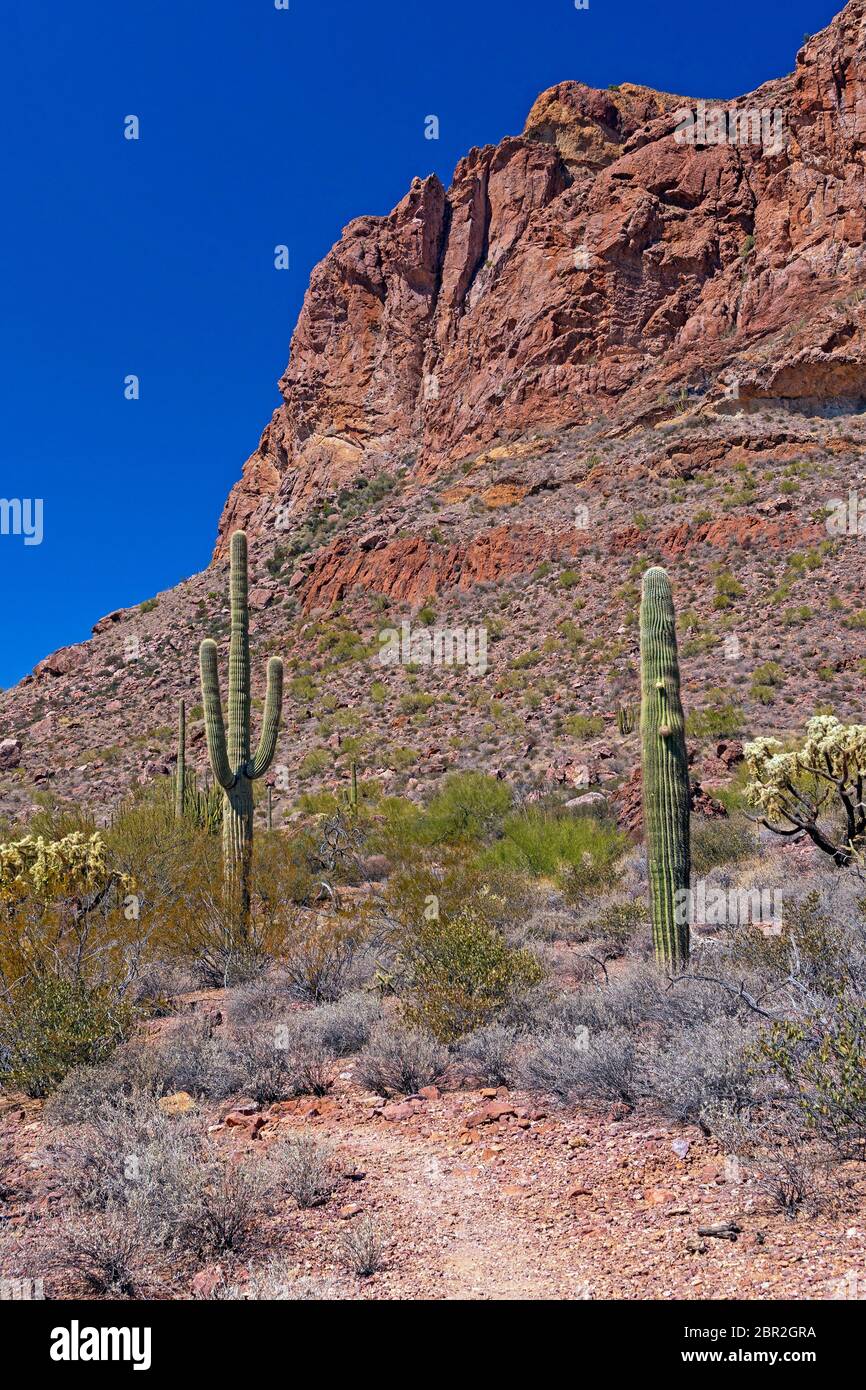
[1,4,865,826]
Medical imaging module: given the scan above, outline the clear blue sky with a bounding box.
[0,0,843,688]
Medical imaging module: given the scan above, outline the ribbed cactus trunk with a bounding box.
[175,698,186,821]
[200,531,284,924]
[640,567,691,967]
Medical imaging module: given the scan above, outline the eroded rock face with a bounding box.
[216,2,866,565]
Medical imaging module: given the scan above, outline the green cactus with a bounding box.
[188,775,224,835]
[200,531,284,918]
[175,698,186,821]
[617,703,636,736]
[640,566,690,967]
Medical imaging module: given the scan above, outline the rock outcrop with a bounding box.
[217,2,866,569]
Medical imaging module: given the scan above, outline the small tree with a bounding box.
[743,716,866,867]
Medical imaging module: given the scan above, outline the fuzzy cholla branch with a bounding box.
[0,832,130,904]
[744,716,866,867]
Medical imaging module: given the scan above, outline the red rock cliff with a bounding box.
[216,1,866,556]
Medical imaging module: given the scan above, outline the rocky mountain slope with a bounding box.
[1,1,866,824]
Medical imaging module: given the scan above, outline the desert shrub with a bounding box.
[338,1216,384,1277]
[398,904,543,1042]
[205,1258,338,1301]
[58,1090,194,1214]
[225,971,293,1025]
[520,1028,638,1106]
[485,809,626,890]
[590,898,648,951]
[532,962,743,1040]
[305,991,381,1055]
[455,1022,519,1087]
[0,827,147,1095]
[227,1022,327,1103]
[368,796,427,861]
[60,1092,288,1256]
[382,852,532,944]
[300,749,330,778]
[166,890,276,988]
[710,1109,829,1219]
[640,1018,757,1130]
[357,1021,449,1095]
[755,995,866,1160]
[252,829,318,908]
[274,1133,340,1209]
[48,1022,238,1121]
[107,785,218,929]
[165,1148,279,1257]
[686,704,743,738]
[58,1206,146,1296]
[564,714,605,739]
[280,907,373,1002]
[691,816,757,876]
[424,772,512,843]
[728,891,866,1001]
[0,976,135,1098]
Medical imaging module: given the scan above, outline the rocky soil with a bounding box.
[2,1010,864,1302]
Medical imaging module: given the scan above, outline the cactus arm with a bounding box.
[248,656,284,779]
[227,530,251,772]
[175,698,186,820]
[640,566,691,967]
[200,638,234,790]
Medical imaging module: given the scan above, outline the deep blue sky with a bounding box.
[0,0,844,688]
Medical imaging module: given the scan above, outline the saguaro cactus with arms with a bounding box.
[199,530,283,918]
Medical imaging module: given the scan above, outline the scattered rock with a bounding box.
[158,1091,196,1116]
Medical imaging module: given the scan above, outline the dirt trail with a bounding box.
[3,1081,865,1301]
[267,1086,866,1301]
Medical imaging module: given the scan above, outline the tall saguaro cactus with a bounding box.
[200,531,284,918]
[640,567,690,967]
[175,698,186,821]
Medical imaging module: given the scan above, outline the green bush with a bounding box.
[564,714,605,739]
[400,905,543,1042]
[485,809,626,888]
[299,749,330,778]
[425,772,512,844]
[691,816,757,876]
[756,995,866,1160]
[0,976,134,1098]
[686,704,743,738]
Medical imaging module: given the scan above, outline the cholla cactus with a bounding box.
[744,715,866,866]
[640,567,690,967]
[0,831,126,904]
[200,530,284,917]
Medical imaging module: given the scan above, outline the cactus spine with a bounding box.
[200,531,284,918]
[640,566,690,967]
[175,698,186,821]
